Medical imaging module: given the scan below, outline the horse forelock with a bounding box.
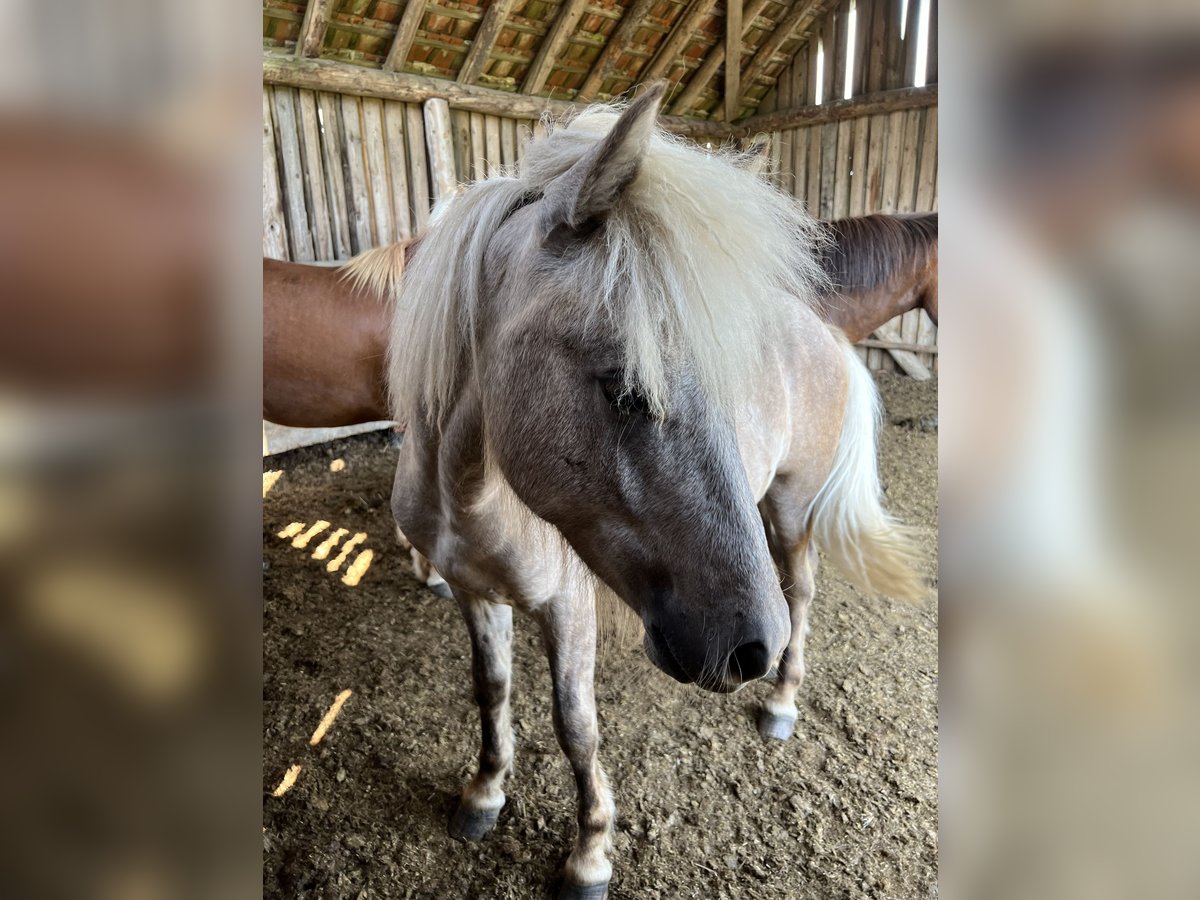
[389,100,829,426]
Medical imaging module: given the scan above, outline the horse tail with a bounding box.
[807,340,925,602]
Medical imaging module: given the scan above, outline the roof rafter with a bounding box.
[575,0,660,103]
[383,0,427,73]
[296,0,335,58]
[723,0,742,122]
[457,0,519,85]
[734,0,837,114]
[668,0,772,116]
[522,0,592,96]
[639,0,721,87]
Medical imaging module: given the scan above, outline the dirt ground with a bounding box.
[263,374,938,900]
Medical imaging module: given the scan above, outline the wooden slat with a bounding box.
[864,111,886,211]
[271,87,315,261]
[872,318,930,378]
[297,90,334,258]
[735,0,836,112]
[927,0,937,83]
[904,0,922,85]
[469,112,486,181]
[818,122,836,219]
[339,95,374,252]
[383,0,427,72]
[383,101,414,240]
[316,92,353,258]
[361,98,394,244]
[884,0,905,89]
[522,0,591,96]
[450,108,471,182]
[500,117,517,168]
[806,124,822,215]
[849,0,870,98]
[865,0,887,93]
[640,0,722,87]
[485,115,502,177]
[914,105,937,210]
[820,14,836,103]
[832,0,851,102]
[731,84,936,134]
[833,117,852,217]
[458,0,518,85]
[423,97,458,204]
[880,109,903,211]
[262,89,290,260]
[848,113,869,214]
[724,0,742,123]
[576,0,659,102]
[405,104,432,229]
[296,0,334,58]
[667,0,771,115]
[856,337,938,354]
[897,107,921,211]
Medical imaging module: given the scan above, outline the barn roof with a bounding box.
[263,1,842,124]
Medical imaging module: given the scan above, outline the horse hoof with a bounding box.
[758,708,797,742]
[428,580,453,600]
[558,879,609,900]
[448,803,500,842]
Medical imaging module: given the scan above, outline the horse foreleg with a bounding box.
[759,540,818,742]
[536,598,615,900]
[449,593,514,841]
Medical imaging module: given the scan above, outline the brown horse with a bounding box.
[262,243,411,428]
[813,212,938,343]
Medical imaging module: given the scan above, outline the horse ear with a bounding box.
[543,82,666,233]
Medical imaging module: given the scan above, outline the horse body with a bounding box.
[262,245,410,428]
[815,212,939,342]
[377,86,920,898]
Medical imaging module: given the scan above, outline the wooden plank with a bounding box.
[451,108,471,183]
[297,90,334,259]
[265,54,734,140]
[885,0,905,90]
[500,117,517,169]
[724,0,742,123]
[383,0,426,72]
[271,87,315,261]
[667,0,773,116]
[897,107,921,211]
[296,0,334,58]
[850,0,870,98]
[316,92,353,258]
[405,104,432,229]
[856,336,939,354]
[832,0,851,102]
[736,0,838,112]
[469,112,486,181]
[880,109,903,211]
[423,97,458,205]
[848,113,869,214]
[915,105,937,210]
[361,98,394,244]
[339,94,374,252]
[915,309,937,370]
[864,111,886,211]
[793,127,808,202]
[833,117,852,217]
[904,0,922,85]
[458,0,518,85]
[820,14,837,103]
[806,125,822,216]
[383,101,414,240]
[865,0,887,92]
[577,0,659,102]
[640,0,722,88]
[818,122,837,219]
[262,88,290,260]
[733,85,936,136]
[485,115,502,177]
[927,0,937,83]
[522,0,591,96]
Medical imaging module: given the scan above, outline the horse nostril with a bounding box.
[727,640,771,682]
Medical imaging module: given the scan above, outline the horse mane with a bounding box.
[339,238,420,301]
[817,213,938,294]
[388,100,828,426]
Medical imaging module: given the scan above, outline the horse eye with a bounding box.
[598,372,649,415]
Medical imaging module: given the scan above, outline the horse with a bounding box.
[262,242,412,428]
[351,84,922,899]
[813,212,939,343]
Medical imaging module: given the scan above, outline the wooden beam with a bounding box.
[735,0,836,112]
[296,0,335,58]
[730,84,936,136]
[871,319,931,378]
[458,0,518,85]
[384,0,427,72]
[668,0,771,116]
[575,0,658,102]
[640,0,721,87]
[263,55,735,140]
[522,0,591,96]
[723,0,742,123]
[856,338,938,354]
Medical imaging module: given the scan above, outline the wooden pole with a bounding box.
[296,0,334,59]
[423,98,458,204]
[640,0,721,87]
[724,0,742,123]
[575,0,658,102]
[522,0,591,96]
[458,0,517,85]
[384,0,426,72]
[730,84,936,135]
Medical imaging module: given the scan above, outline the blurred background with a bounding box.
[0,0,1197,897]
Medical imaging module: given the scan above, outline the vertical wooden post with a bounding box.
[423,98,458,204]
[724,0,742,123]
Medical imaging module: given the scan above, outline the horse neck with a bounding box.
[831,271,924,343]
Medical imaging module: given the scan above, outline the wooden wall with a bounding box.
[263,84,538,263]
[758,0,938,374]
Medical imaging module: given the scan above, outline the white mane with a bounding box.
[388,100,829,426]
